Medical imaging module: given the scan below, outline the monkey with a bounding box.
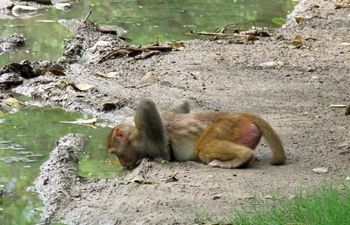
[107,98,286,169]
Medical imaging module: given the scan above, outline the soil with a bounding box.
[2,0,350,224]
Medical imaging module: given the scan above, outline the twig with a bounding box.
[83,8,93,24]
[98,45,173,64]
[196,32,251,38]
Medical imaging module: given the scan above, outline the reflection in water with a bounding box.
[0,0,296,67]
[0,106,121,224]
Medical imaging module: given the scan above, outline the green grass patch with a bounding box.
[196,182,350,225]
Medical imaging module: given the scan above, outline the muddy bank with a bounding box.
[2,0,350,224]
[27,134,89,224]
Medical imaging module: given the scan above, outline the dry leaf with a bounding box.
[75,83,95,91]
[128,175,147,184]
[95,71,121,78]
[170,41,186,51]
[0,110,4,117]
[287,40,302,49]
[294,35,303,41]
[41,69,65,76]
[295,17,303,23]
[60,118,97,124]
[286,35,303,49]
[130,72,158,88]
[3,98,21,108]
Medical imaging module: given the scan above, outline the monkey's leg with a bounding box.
[197,140,254,168]
[163,99,190,114]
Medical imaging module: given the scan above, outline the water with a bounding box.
[0,104,121,224]
[0,0,296,68]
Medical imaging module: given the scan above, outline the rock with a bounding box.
[0,93,13,99]
[0,33,25,52]
[0,0,13,10]
[12,5,38,16]
[19,0,52,5]
[54,3,72,10]
[30,60,65,76]
[0,62,36,79]
[0,73,24,89]
[58,18,85,35]
[0,189,11,200]
[306,66,315,72]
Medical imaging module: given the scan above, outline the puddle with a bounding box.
[0,105,121,224]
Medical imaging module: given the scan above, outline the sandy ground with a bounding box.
[3,0,350,224]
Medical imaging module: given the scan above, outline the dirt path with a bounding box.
[4,0,350,224]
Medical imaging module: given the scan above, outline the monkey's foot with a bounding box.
[208,159,238,169]
[208,157,252,169]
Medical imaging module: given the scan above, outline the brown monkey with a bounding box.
[107,98,286,169]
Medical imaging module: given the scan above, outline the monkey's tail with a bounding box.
[244,113,286,165]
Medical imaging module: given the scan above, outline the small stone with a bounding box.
[55,3,72,11]
[12,5,38,15]
[0,73,24,89]
[259,61,284,67]
[312,167,328,174]
[306,66,315,72]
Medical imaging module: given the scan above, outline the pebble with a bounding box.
[312,167,328,174]
[259,61,284,67]
[55,3,72,11]
[12,5,37,14]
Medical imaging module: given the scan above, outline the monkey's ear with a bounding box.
[114,128,128,143]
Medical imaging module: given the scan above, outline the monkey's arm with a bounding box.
[134,98,170,160]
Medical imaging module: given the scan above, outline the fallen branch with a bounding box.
[83,8,93,24]
[195,31,252,38]
[97,45,173,64]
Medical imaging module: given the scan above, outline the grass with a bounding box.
[196,182,350,225]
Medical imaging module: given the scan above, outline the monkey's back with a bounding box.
[162,111,230,161]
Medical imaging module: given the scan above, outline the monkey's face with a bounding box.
[107,125,141,168]
[111,149,141,168]
[108,142,141,168]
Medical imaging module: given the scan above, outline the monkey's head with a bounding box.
[107,124,141,168]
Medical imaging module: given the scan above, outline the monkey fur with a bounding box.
[107,98,286,169]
